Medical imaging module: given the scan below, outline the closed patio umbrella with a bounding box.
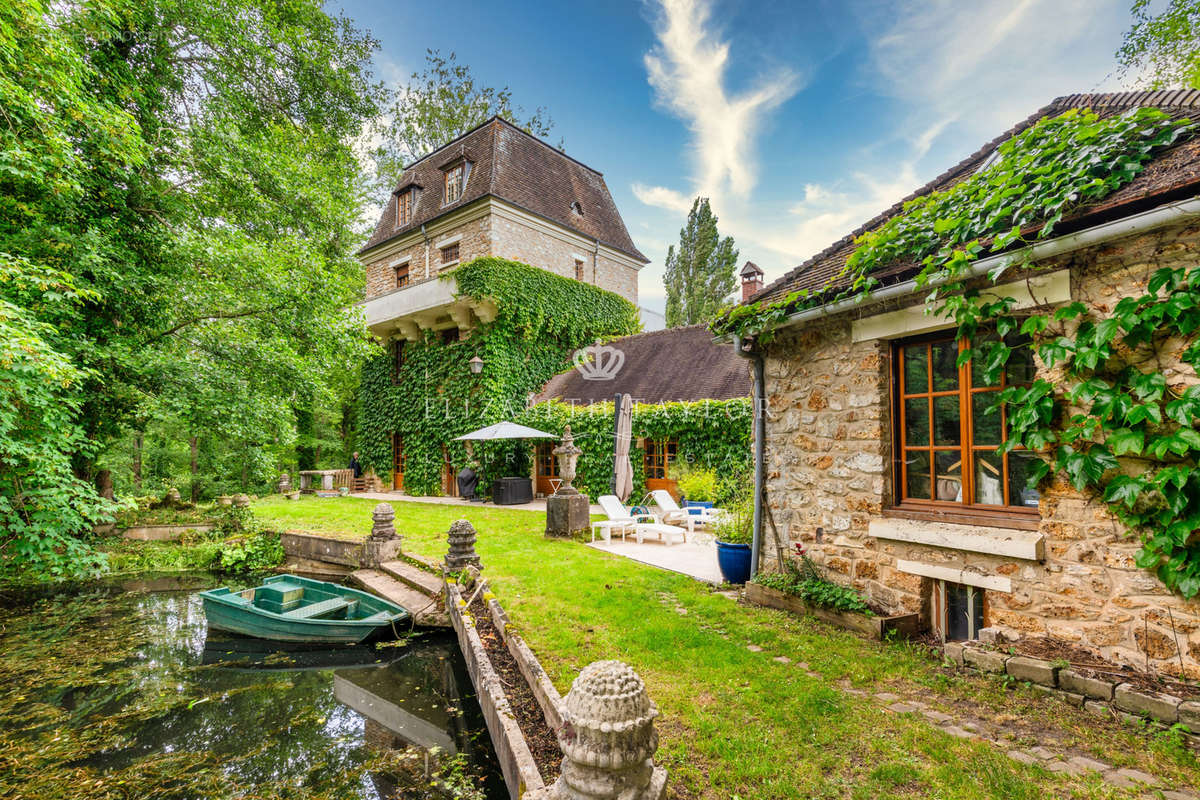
[612,393,633,502]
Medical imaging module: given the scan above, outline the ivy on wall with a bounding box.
[357,258,640,496]
[713,107,1200,598]
[515,398,752,503]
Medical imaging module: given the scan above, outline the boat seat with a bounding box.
[281,597,351,619]
[360,610,397,623]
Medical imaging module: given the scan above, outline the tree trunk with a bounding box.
[95,469,114,501]
[132,433,143,492]
[189,436,199,504]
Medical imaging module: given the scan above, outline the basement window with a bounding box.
[933,580,985,641]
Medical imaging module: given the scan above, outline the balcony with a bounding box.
[360,276,498,340]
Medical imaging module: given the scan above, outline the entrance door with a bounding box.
[534,442,559,496]
[643,439,679,500]
[392,434,406,492]
[442,445,458,497]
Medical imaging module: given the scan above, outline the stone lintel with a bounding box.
[896,559,1013,593]
[870,517,1044,561]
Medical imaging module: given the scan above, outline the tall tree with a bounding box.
[1,0,383,576]
[1117,0,1200,89]
[371,50,555,201]
[663,198,739,327]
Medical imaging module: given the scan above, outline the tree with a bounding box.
[663,198,739,327]
[1117,0,1200,89]
[371,50,555,200]
[1,0,383,577]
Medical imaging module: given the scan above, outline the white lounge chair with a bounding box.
[594,495,687,546]
[648,489,718,531]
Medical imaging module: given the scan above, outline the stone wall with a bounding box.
[362,215,491,301]
[762,218,1200,678]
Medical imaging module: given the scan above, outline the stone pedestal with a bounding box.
[546,492,591,538]
[445,519,482,572]
[363,503,402,567]
[276,473,292,493]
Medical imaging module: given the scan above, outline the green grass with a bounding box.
[253,496,1199,798]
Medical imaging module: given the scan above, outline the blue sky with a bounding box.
[335,0,1138,312]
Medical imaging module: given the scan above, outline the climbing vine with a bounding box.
[713,107,1200,598]
[357,258,639,496]
[515,398,752,504]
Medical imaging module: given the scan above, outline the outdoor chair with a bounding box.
[594,495,687,546]
[648,489,719,532]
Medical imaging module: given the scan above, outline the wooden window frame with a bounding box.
[443,164,464,204]
[643,439,677,480]
[396,189,415,227]
[394,263,410,288]
[391,340,404,384]
[888,330,1039,525]
[440,243,460,265]
[535,442,558,477]
[574,258,585,282]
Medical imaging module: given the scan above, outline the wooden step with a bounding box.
[350,569,448,628]
[379,559,443,596]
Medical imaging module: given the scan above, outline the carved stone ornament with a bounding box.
[553,426,584,496]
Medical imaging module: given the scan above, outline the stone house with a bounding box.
[741,90,1200,676]
[357,115,649,341]
[355,118,649,496]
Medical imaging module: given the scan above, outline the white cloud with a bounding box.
[631,183,693,213]
[642,0,801,201]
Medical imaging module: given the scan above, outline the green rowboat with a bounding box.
[200,574,410,645]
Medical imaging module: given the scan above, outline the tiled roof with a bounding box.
[534,325,751,405]
[752,90,1200,305]
[360,117,648,262]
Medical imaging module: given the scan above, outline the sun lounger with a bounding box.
[595,495,687,546]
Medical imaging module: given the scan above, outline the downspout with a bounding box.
[593,238,600,285]
[734,335,765,577]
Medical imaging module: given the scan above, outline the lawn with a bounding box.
[253,496,1199,798]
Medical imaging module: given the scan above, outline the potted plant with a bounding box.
[712,502,753,584]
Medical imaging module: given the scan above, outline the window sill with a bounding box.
[439,261,460,270]
[883,505,1039,531]
[871,514,1044,561]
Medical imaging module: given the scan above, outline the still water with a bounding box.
[0,577,505,799]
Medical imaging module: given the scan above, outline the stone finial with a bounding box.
[549,660,666,800]
[553,426,583,496]
[276,473,292,493]
[370,503,397,540]
[444,519,482,572]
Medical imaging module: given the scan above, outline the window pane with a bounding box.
[970,334,999,387]
[973,451,1004,505]
[934,450,963,502]
[1006,344,1036,385]
[931,340,959,391]
[971,391,1003,446]
[904,398,929,446]
[905,451,931,500]
[903,346,928,394]
[1008,451,1042,508]
[933,395,961,445]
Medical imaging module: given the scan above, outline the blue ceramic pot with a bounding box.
[683,500,714,509]
[715,540,752,584]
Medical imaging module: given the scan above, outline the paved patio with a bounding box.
[587,534,723,585]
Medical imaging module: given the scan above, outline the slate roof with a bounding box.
[360,117,648,262]
[752,89,1200,306]
[534,325,751,405]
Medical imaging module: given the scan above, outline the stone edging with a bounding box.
[121,524,215,541]
[946,641,1200,744]
[744,582,921,640]
[487,596,565,732]
[446,579,546,799]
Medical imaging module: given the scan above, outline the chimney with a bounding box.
[740,261,764,302]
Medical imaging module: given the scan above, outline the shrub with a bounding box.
[673,465,717,502]
[753,554,873,615]
[712,501,753,545]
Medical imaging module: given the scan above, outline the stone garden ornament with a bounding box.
[445,519,482,571]
[552,425,583,495]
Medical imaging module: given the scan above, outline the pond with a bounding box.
[0,576,506,799]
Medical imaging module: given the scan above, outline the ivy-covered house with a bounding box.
[720,90,1200,676]
[518,325,752,504]
[355,118,648,495]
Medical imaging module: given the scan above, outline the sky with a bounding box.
[334,0,1140,312]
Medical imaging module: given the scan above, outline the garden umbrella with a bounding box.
[612,393,634,502]
[453,421,556,440]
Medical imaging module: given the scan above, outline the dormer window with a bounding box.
[570,201,583,216]
[396,188,415,227]
[444,163,464,204]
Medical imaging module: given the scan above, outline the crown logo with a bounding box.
[572,339,625,381]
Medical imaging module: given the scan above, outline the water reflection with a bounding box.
[0,584,504,799]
